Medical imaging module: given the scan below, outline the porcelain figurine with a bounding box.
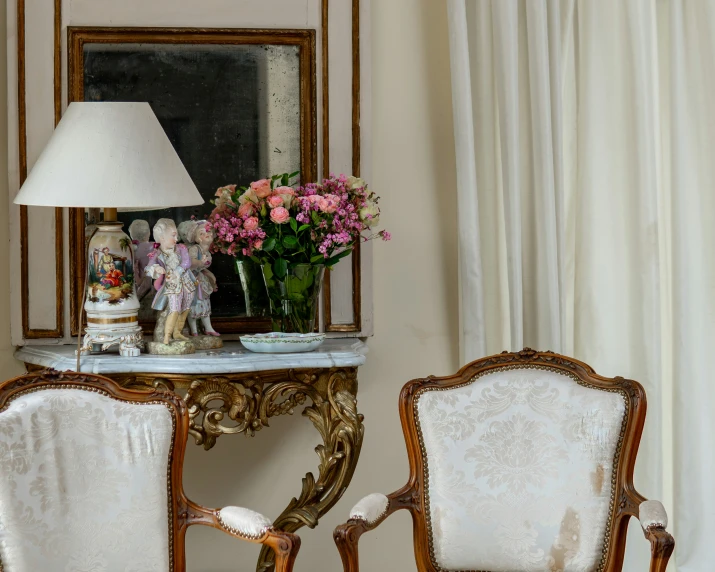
[178,219,220,338]
[144,218,197,349]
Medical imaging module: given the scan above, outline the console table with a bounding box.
[15,339,367,572]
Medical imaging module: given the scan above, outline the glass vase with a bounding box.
[235,259,269,318]
[261,263,325,334]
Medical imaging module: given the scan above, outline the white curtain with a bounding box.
[449,0,715,570]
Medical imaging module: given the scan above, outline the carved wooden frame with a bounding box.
[66,26,318,336]
[333,348,675,572]
[0,369,301,572]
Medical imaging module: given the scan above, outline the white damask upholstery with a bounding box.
[417,368,626,572]
[639,500,668,531]
[349,493,389,525]
[217,506,273,539]
[0,387,174,572]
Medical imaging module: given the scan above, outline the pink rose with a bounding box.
[270,207,290,224]
[267,195,284,208]
[250,179,272,198]
[319,196,338,214]
[274,186,295,196]
[215,184,236,196]
[238,202,255,217]
[307,195,322,204]
[254,240,264,250]
[243,217,259,231]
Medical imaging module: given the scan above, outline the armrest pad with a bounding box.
[349,493,389,526]
[217,506,273,539]
[639,500,668,531]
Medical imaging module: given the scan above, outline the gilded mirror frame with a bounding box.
[67,26,317,335]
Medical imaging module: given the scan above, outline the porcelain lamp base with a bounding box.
[81,324,144,357]
[82,221,144,357]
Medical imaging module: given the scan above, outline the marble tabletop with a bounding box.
[15,339,368,375]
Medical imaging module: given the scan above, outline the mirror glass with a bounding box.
[82,42,301,323]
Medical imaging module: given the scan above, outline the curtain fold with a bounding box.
[450,0,715,569]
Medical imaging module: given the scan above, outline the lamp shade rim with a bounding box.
[13,102,205,209]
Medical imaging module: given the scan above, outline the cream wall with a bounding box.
[0,0,458,569]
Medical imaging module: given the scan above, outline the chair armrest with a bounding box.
[348,493,391,528]
[182,501,301,572]
[333,485,416,572]
[638,500,675,572]
[217,506,273,540]
[639,500,668,531]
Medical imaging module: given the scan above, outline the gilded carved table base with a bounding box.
[113,367,364,572]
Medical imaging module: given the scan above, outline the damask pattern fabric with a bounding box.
[417,368,626,572]
[0,388,174,572]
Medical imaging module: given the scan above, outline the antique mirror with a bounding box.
[68,27,317,334]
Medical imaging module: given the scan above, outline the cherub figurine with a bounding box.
[178,219,220,337]
[144,218,197,345]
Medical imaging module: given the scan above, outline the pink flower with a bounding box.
[254,239,264,250]
[250,179,272,199]
[267,195,284,208]
[270,207,290,224]
[308,195,322,205]
[216,185,236,197]
[238,202,255,217]
[319,195,339,214]
[274,186,295,196]
[243,217,259,231]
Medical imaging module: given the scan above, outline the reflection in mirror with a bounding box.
[82,42,301,322]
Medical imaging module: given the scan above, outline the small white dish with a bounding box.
[239,332,326,353]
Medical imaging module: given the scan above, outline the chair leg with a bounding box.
[265,531,301,572]
[647,528,675,572]
[334,523,364,572]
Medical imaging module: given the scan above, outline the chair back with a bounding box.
[401,350,645,572]
[0,370,188,572]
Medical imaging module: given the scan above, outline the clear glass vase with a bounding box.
[235,259,269,318]
[261,263,325,334]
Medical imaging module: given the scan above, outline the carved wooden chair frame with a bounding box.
[0,369,300,572]
[334,349,674,572]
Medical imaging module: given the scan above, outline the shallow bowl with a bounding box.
[239,332,326,353]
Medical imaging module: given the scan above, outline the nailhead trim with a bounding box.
[413,364,629,572]
[216,513,271,540]
[350,498,390,527]
[0,385,178,572]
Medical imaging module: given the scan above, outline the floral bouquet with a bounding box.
[210,172,389,333]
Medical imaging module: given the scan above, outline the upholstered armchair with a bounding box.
[0,370,300,572]
[334,349,674,572]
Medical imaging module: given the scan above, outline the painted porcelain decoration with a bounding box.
[239,332,325,354]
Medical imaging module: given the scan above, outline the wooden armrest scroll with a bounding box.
[333,485,417,572]
[637,499,674,572]
[180,500,301,572]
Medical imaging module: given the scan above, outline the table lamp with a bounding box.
[13,102,204,357]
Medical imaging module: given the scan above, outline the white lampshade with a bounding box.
[13,101,204,210]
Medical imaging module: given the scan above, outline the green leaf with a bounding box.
[323,248,353,267]
[289,218,298,232]
[273,258,288,280]
[289,171,300,179]
[311,211,321,225]
[263,237,276,252]
[249,255,261,264]
[274,242,285,255]
[283,235,299,248]
[281,173,290,186]
[310,254,325,264]
[298,224,311,233]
